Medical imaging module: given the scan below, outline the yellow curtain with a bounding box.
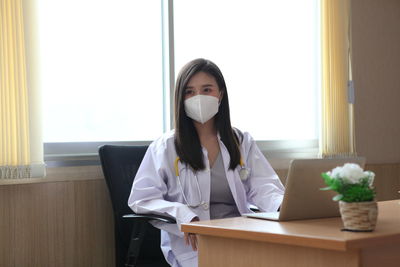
[320,0,356,157]
[0,0,31,178]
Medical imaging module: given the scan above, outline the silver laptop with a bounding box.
[243,157,366,221]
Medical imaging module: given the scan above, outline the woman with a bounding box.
[128,58,284,267]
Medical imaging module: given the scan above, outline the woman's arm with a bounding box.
[241,133,285,212]
[128,144,198,235]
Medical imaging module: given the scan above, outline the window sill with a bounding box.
[0,165,104,186]
[1,140,319,185]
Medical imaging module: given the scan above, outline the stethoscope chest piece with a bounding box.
[239,167,250,181]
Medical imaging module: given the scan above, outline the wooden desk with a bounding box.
[181,200,400,267]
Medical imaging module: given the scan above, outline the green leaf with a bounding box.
[332,194,343,201]
[321,172,331,182]
[320,171,376,202]
[320,186,332,191]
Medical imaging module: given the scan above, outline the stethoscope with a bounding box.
[174,156,251,208]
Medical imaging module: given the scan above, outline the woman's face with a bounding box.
[184,71,222,100]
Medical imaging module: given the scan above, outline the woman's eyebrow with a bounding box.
[185,84,215,89]
[201,84,215,87]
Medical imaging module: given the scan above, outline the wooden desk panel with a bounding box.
[197,235,361,267]
[182,200,400,267]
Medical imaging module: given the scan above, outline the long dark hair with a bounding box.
[174,58,242,171]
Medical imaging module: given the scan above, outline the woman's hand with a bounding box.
[184,232,198,251]
[184,217,199,251]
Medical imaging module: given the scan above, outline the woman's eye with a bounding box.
[185,90,194,95]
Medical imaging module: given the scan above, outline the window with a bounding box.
[38,0,164,143]
[37,0,320,160]
[175,0,320,141]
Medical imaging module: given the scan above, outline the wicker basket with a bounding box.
[339,201,378,231]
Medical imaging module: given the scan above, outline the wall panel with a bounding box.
[0,178,114,267]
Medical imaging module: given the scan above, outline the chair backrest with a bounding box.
[99,145,148,218]
[99,145,167,267]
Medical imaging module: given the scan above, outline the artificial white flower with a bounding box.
[340,163,366,184]
[322,163,376,202]
[329,166,343,179]
[327,163,373,184]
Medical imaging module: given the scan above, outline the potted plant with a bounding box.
[321,163,378,232]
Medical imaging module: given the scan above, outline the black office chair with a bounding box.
[99,145,176,267]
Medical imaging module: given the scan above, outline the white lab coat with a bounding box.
[128,130,284,267]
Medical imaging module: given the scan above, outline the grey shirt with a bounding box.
[210,152,241,219]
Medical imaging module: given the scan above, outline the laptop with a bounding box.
[243,157,366,221]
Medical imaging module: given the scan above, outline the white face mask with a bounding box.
[184,95,219,124]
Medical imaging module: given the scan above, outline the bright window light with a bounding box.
[174,0,320,141]
[37,0,163,142]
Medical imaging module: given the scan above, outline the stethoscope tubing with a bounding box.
[174,156,250,208]
[175,157,205,208]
